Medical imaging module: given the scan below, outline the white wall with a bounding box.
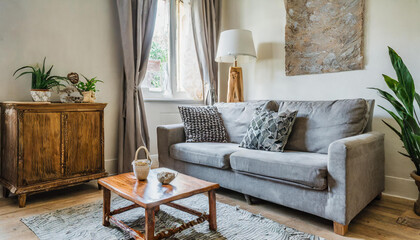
[145,101,201,158]
[0,0,122,175]
[220,0,420,200]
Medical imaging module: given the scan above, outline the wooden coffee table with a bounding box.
[98,168,220,240]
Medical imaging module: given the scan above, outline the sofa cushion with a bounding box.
[170,142,240,169]
[178,106,228,143]
[240,109,298,152]
[274,99,368,154]
[230,149,328,190]
[214,101,271,143]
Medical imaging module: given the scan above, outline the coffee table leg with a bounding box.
[208,190,217,231]
[103,188,111,226]
[145,207,156,240]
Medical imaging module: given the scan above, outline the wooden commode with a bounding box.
[0,102,107,207]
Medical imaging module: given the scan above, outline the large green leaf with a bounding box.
[41,57,46,75]
[370,87,406,118]
[45,65,53,78]
[383,74,399,93]
[13,66,35,76]
[388,47,415,114]
[14,71,33,80]
[382,120,402,139]
[378,105,404,128]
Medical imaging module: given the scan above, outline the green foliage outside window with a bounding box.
[148,41,168,89]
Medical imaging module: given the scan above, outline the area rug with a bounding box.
[21,194,324,240]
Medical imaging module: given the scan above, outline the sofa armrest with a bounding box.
[157,123,185,168]
[326,131,385,225]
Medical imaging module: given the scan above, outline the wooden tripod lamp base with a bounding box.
[227,64,244,103]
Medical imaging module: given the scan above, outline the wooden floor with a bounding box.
[0,182,419,240]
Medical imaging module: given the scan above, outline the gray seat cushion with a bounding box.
[170,142,240,169]
[214,101,270,143]
[274,99,369,154]
[230,149,328,190]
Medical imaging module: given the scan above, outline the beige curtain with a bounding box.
[116,0,158,173]
[191,0,220,105]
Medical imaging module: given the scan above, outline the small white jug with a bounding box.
[132,146,151,181]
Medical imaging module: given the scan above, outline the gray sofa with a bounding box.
[157,99,385,235]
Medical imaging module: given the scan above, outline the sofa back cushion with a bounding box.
[214,101,270,143]
[274,99,369,154]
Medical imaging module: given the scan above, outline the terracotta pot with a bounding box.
[30,89,51,102]
[410,170,420,216]
[82,91,96,103]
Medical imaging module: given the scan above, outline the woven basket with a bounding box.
[132,146,151,181]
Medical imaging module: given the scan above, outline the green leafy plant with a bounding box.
[149,41,168,63]
[151,73,162,88]
[13,57,66,90]
[76,75,103,92]
[370,47,420,175]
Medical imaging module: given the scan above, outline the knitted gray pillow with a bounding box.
[178,106,228,143]
[240,109,298,152]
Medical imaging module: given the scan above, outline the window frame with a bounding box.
[142,0,202,102]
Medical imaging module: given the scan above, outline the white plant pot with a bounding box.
[132,146,152,181]
[30,89,51,102]
[132,161,150,181]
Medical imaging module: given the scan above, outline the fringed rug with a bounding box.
[21,194,324,240]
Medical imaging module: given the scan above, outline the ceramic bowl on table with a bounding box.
[157,171,178,185]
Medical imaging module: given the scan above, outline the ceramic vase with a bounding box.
[30,89,51,102]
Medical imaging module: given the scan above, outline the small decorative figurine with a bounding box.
[157,171,177,185]
[67,72,79,84]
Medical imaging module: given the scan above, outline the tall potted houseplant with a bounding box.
[371,47,420,215]
[76,75,103,103]
[13,58,66,102]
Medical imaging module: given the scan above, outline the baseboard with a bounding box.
[150,154,159,169]
[105,158,118,175]
[384,175,417,201]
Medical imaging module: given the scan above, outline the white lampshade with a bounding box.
[215,29,257,63]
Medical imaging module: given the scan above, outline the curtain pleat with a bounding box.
[191,0,220,105]
[116,0,158,173]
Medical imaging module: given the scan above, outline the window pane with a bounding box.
[177,0,203,100]
[142,0,170,93]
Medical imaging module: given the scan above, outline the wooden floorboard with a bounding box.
[0,182,419,239]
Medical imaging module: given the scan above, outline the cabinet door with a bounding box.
[21,112,62,185]
[65,111,103,176]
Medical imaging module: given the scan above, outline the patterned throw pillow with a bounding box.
[178,106,228,143]
[240,109,298,152]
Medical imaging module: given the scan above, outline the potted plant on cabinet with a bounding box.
[13,57,66,102]
[371,47,420,215]
[76,75,103,103]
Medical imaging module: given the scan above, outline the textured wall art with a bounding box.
[285,0,364,76]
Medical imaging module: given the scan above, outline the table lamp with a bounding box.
[215,29,256,102]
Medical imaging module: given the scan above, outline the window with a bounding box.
[142,0,203,101]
